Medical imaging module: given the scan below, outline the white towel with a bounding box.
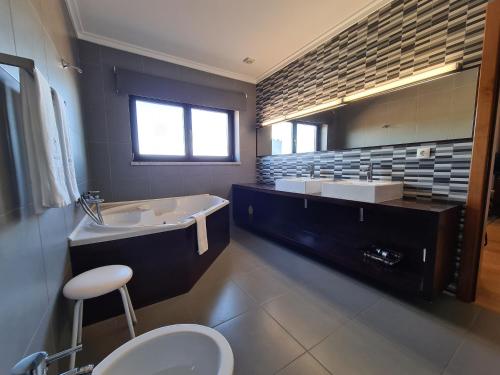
[20,68,71,213]
[51,88,80,201]
[192,212,209,255]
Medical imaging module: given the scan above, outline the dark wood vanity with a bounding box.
[232,183,461,299]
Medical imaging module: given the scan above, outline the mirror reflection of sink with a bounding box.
[275,177,334,194]
[322,179,403,203]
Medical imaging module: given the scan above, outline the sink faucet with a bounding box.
[78,191,104,225]
[11,344,94,375]
[307,163,315,179]
[362,162,373,182]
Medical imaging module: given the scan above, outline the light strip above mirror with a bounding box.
[260,98,344,127]
[259,62,461,127]
[343,62,461,102]
[285,97,344,121]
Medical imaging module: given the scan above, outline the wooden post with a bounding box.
[457,0,500,302]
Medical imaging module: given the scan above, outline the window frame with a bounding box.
[129,95,236,162]
[293,121,322,154]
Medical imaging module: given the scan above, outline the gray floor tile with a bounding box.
[311,319,440,375]
[356,296,473,371]
[292,270,382,319]
[186,278,256,327]
[135,294,194,334]
[276,353,331,375]
[444,336,500,375]
[444,309,500,375]
[195,239,265,285]
[467,308,500,346]
[263,291,345,349]
[79,312,132,366]
[79,228,500,375]
[232,267,291,304]
[215,309,305,375]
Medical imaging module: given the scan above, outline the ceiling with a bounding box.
[66,0,391,83]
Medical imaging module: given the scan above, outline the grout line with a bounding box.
[305,293,382,353]
[211,305,258,330]
[305,351,334,375]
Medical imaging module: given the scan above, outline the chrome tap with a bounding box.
[11,344,94,375]
[78,191,104,225]
[362,162,373,182]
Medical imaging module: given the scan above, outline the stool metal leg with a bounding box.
[77,300,84,344]
[119,287,136,339]
[70,299,83,369]
[124,285,137,324]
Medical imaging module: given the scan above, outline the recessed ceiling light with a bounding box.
[243,57,255,64]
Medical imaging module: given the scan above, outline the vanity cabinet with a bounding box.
[232,184,461,299]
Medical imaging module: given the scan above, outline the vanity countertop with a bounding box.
[233,183,461,214]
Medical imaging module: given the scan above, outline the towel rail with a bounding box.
[0,52,35,76]
[0,52,83,76]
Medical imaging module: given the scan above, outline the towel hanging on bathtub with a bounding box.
[51,88,80,201]
[192,212,209,255]
[20,68,72,213]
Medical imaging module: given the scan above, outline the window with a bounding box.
[271,121,320,155]
[130,96,235,162]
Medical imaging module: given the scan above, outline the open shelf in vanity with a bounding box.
[232,183,461,299]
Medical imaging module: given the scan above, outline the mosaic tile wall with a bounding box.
[257,140,472,202]
[257,140,472,290]
[256,0,487,125]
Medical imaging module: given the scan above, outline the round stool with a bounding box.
[63,265,137,369]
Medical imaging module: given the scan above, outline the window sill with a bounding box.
[131,161,241,166]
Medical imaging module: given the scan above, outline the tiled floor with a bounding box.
[79,226,500,374]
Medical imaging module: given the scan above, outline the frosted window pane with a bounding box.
[191,108,229,156]
[136,100,185,156]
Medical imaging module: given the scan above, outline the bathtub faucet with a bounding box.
[78,191,104,225]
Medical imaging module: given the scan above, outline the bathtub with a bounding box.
[68,194,230,324]
[69,194,229,246]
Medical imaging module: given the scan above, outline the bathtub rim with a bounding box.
[69,194,229,247]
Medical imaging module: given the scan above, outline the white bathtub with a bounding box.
[69,194,229,246]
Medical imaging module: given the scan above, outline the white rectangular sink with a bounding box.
[275,177,334,194]
[321,180,403,203]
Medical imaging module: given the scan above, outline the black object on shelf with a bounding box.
[363,245,403,266]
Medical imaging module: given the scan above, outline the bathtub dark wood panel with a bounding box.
[70,205,230,325]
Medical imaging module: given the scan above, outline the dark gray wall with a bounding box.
[0,0,88,373]
[79,41,257,202]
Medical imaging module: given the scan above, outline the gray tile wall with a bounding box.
[0,1,88,373]
[79,41,257,202]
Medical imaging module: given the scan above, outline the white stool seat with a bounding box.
[63,265,132,300]
[63,264,137,370]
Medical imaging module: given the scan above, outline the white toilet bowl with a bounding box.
[93,324,233,375]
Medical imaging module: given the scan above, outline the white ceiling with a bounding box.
[66,0,391,83]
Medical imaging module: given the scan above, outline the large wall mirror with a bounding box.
[257,67,479,156]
